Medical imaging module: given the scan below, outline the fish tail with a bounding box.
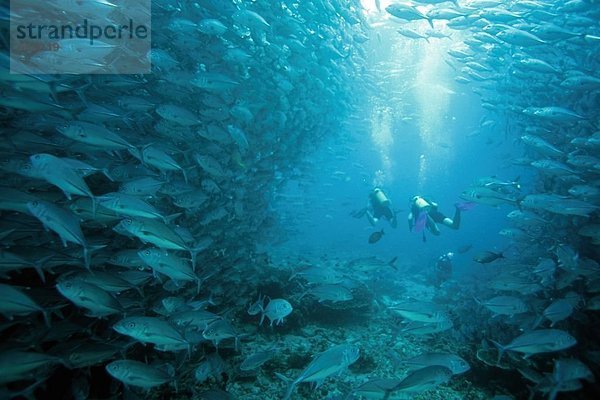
[33,255,53,283]
[189,248,198,271]
[388,256,398,270]
[490,340,506,364]
[42,309,51,328]
[165,213,182,224]
[127,146,143,161]
[275,373,296,400]
[102,168,115,182]
[181,167,189,184]
[515,196,524,211]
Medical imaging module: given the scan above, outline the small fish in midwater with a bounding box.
[456,244,473,254]
[473,250,504,264]
[368,229,384,244]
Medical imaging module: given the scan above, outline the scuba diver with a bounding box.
[366,187,398,228]
[408,195,468,241]
[434,251,454,288]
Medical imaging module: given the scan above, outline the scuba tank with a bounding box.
[373,188,390,207]
[413,195,431,211]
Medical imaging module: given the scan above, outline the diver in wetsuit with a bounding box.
[407,195,461,238]
[434,251,454,288]
[366,188,398,228]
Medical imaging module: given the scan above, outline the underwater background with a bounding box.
[1,0,599,399]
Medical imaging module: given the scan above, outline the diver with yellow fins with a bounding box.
[366,187,398,228]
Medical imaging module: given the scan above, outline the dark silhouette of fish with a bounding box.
[473,251,504,264]
[456,244,472,254]
[368,229,384,244]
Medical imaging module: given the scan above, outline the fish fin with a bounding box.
[188,248,199,271]
[515,196,524,211]
[33,255,53,283]
[127,146,142,161]
[180,167,189,184]
[138,143,154,163]
[388,256,398,270]
[164,213,182,224]
[42,309,51,328]
[275,372,292,382]
[531,315,544,329]
[101,168,115,182]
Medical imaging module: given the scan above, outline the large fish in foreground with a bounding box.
[473,250,504,264]
[460,186,520,207]
[276,344,359,400]
[27,200,93,270]
[389,365,453,393]
[491,329,576,362]
[105,360,173,389]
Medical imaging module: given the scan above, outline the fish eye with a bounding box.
[31,201,38,206]
[126,322,136,328]
[144,250,151,255]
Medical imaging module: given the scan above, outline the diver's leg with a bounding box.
[427,215,441,235]
[442,208,461,230]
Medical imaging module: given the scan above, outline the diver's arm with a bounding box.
[407,212,414,231]
[367,210,377,226]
